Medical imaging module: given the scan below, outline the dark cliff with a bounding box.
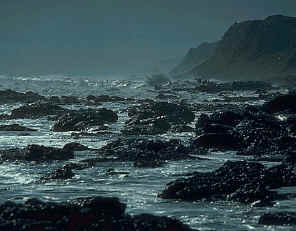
[180,15,296,82]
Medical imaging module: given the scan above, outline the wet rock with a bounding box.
[0,124,37,131]
[208,110,243,126]
[134,158,165,168]
[0,144,74,162]
[259,212,296,226]
[122,116,171,135]
[128,101,195,125]
[231,81,272,91]
[170,124,194,133]
[63,142,90,151]
[160,161,296,205]
[191,132,242,150]
[227,183,277,205]
[261,164,296,189]
[0,89,45,104]
[132,213,195,231]
[40,165,75,182]
[10,102,68,119]
[96,138,192,163]
[86,94,129,103]
[52,108,118,132]
[0,196,195,231]
[123,101,194,135]
[263,94,296,113]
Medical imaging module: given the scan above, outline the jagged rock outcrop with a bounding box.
[159,161,296,205]
[121,102,195,135]
[176,15,296,82]
[0,196,196,231]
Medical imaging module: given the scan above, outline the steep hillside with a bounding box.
[189,15,296,81]
[170,42,217,76]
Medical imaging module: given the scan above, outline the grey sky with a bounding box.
[0,0,295,75]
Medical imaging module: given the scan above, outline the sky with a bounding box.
[0,0,296,76]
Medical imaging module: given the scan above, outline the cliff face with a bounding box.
[183,15,296,81]
[170,42,217,76]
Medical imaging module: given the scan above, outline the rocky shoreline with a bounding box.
[0,79,296,229]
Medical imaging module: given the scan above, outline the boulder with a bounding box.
[52,108,118,132]
[0,196,195,231]
[10,103,68,119]
[128,101,195,125]
[0,144,74,162]
[263,94,296,113]
[191,132,242,150]
[63,142,90,151]
[159,161,296,205]
[0,89,45,104]
[96,138,192,163]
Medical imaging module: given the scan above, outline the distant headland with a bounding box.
[171,15,296,83]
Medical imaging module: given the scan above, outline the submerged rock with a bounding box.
[0,124,37,131]
[0,144,74,162]
[63,142,91,151]
[52,108,118,132]
[0,196,195,231]
[40,165,75,182]
[259,212,296,226]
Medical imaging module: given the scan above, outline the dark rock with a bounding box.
[132,213,195,231]
[170,124,195,133]
[259,212,296,226]
[0,144,74,162]
[52,108,118,132]
[134,158,165,168]
[128,101,195,125]
[160,161,296,205]
[63,142,90,151]
[263,94,296,113]
[0,89,45,104]
[227,183,277,205]
[122,116,171,135]
[86,94,128,103]
[123,101,195,135]
[191,132,242,150]
[0,124,37,131]
[10,102,68,119]
[40,165,75,182]
[96,138,192,163]
[262,164,296,189]
[0,196,195,231]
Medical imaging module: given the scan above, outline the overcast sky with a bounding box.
[0,0,296,75]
